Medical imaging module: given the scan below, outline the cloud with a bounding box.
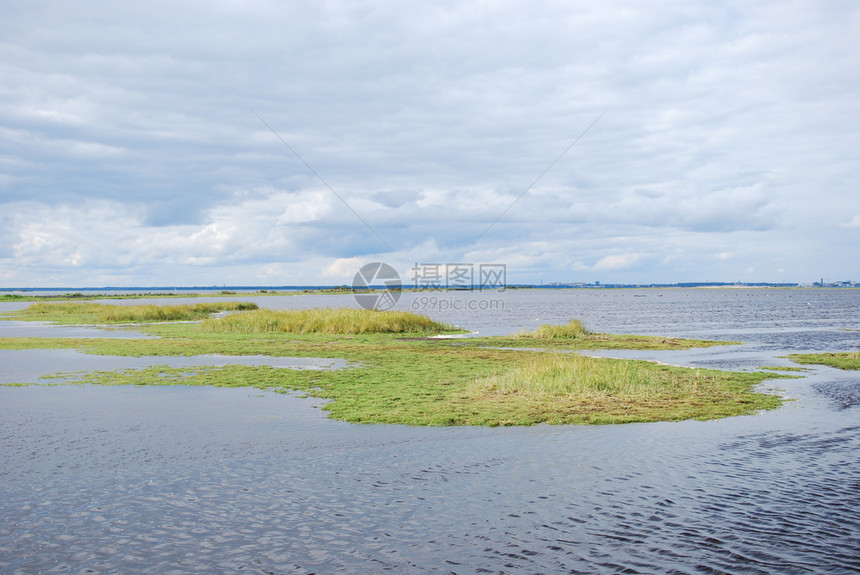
[1,0,859,286]
[593,253,646,272]
[842,215,860,229]
[323,257,366,279]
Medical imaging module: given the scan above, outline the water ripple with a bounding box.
[3,290,860,573]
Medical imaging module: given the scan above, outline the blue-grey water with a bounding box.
[2,289,860,574]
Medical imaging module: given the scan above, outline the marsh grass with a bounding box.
[466,351,784,424]
[15,301,258,324]
[479,353,673,398]
[0,294,27,301]
[201,308,457,335]
[788,352,860,370]
[522,319,590,339]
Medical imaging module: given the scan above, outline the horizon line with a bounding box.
[1,280,854,292]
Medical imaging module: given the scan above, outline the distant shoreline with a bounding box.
[2,283,856,296]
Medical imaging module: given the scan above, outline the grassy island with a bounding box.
[0,303,786,425]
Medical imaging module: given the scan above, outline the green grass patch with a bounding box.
[480,353,678,396]
[0,306,786,426]
[201,307,458,335]
[7,301,258,324]
[787,352,860,370]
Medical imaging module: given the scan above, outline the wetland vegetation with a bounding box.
[201,307,457,335]
[10,301,259,324]
[0,302,791,425]
[787,352,860,370]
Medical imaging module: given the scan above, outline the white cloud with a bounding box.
[323,257,367,279]
[842,215,860,229]
[275,191,331,225]
[593,253,645,272]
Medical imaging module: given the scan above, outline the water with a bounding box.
[2,289,860,574]
[0,351,349,385]
[0,320,154,340]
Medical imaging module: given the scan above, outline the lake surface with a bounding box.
[2,289,860,574]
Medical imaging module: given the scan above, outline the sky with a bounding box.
[1,0,859,287]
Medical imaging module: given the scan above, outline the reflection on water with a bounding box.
[2,289,860,574]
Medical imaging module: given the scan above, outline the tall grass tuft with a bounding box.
[522,319,591,339]
[202,307,455,335]
[480,353,685,398]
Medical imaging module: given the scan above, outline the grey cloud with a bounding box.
[1,0,858,286]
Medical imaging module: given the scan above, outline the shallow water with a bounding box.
[0,350,348,384]
[2,289,860,574]
[0,319,153,340]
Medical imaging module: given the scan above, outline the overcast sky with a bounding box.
[2,0,858,287]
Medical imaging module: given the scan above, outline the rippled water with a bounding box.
[2,289,860,574]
